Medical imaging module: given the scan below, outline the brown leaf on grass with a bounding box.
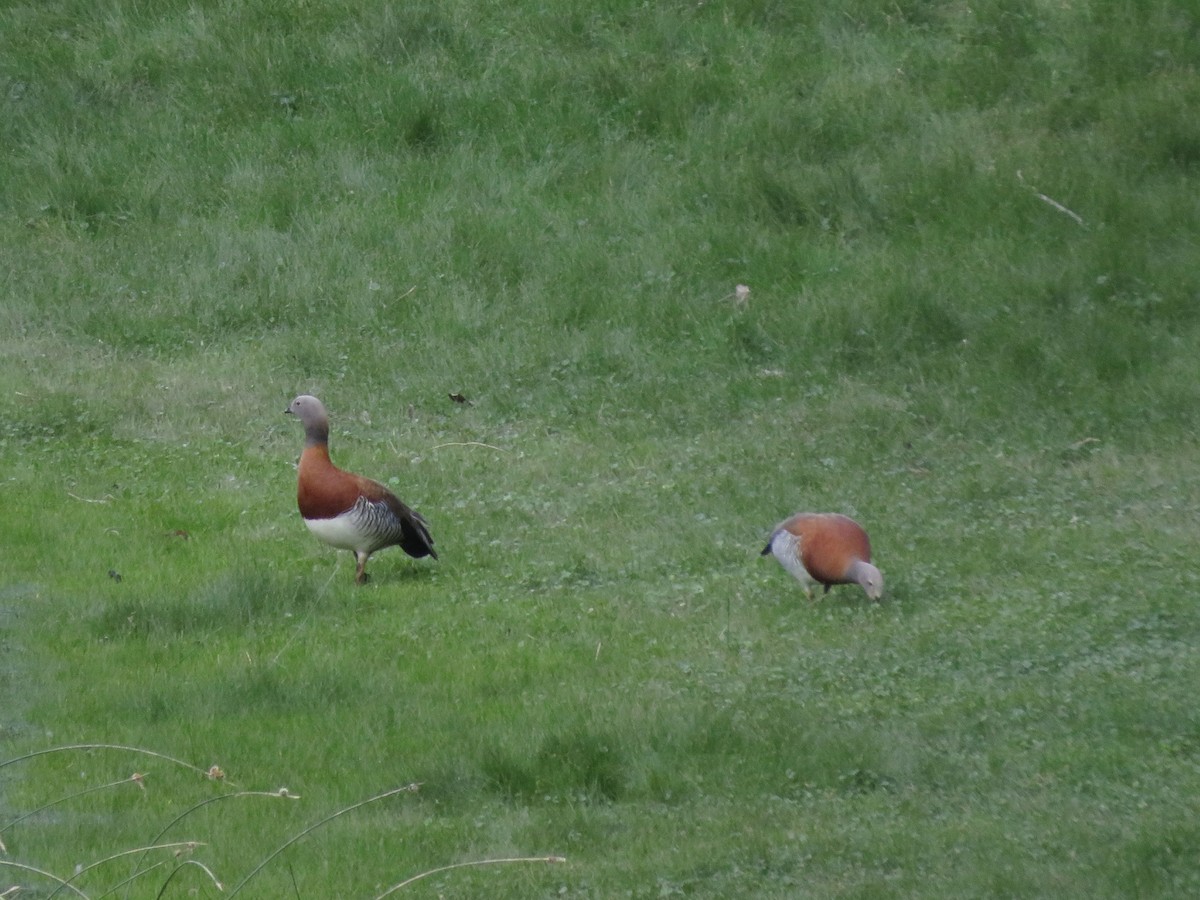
[449,391,472,405]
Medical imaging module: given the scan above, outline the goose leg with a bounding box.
[355,551,371,584]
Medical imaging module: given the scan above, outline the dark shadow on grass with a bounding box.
[358,562,439,587]
[90,570,323,639]
[481,727,629,803]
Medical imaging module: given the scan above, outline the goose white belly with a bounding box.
[304,512,368,552]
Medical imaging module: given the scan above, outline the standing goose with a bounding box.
[762,512,882,600]
[286,394,436,584]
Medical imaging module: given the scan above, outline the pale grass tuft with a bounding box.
[374,855,567,897]
[0,860,91,899]
[144,858,226,896]
[65,491,114,504]
[1017,170,1086,228]
[430,440,507,452]
[721,283,751,308]
[51,842,211,896]
[128,787,302,888]
[1,773,152,847]
[0,744,223,783]
[225,783,422,898]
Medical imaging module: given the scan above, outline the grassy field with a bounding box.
[2,0,1199,896]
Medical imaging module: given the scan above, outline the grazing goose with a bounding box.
[762,512,882,600]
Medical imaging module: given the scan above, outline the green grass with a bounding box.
[2,0,1200,896]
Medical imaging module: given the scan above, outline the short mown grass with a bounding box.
[3,0,1200,896]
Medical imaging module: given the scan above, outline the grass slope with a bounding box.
[2,0,1199,896]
